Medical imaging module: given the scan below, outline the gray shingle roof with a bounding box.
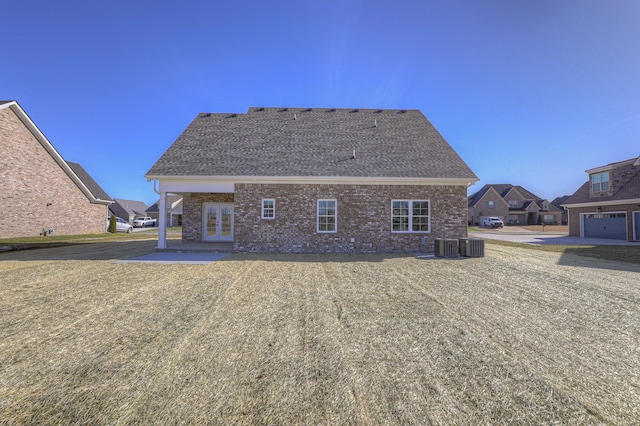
[146,107,477,180]
[66,161,111,201]
[564,156,640,204]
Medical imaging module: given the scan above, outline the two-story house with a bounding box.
[563,156,640,241]
[468,184,563,226]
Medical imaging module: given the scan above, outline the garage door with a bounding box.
[583,213,627,240]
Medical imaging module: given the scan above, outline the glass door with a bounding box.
[203,203,233,242]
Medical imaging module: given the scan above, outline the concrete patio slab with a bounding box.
[119,251,231,264]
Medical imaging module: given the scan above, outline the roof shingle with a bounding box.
[146,107,477,181]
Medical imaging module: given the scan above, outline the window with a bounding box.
[262,199,275,219]
[488,201,495,209]
[392,200,430,233]
[508,200,518,208]
[592,172,610,193]
[317,200,337,232]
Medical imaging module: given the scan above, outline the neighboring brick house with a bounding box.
[0,100,112,238]
[145,107,478,252]
[563,156,640,241]
[551,195,570,225]
[468,184,563,226]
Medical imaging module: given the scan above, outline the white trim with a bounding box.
[202,202,234,242]
[317,199,337,233]
[391,199,431,234]
[262,198,275,219]
[562,198,640,209]
[146,175,477,187]
[633,211,640,241]
[586,157,639,174]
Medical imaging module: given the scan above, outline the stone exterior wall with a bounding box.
[568,203,639,241]
[0,107,108,238]
[231,183,468,253]
[181,193,234,242]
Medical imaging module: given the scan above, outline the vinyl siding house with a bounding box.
[0,101,112,238]
[563,156,640,241]
[145,107,478,252]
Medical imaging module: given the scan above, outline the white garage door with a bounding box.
[583,213,627,240]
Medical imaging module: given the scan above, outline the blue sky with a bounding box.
[3,0,639,205]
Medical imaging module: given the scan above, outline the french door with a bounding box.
[202,203,233,242]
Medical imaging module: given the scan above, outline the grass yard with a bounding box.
[1,241,639,424]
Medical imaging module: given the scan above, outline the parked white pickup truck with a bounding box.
[482,217,504,228]
[132,217,157,228]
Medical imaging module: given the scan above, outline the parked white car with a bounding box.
[107,217,133,233]
[132,217,157,228]
[483,217,504,228]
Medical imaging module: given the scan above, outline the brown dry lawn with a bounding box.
[1,240,639,424]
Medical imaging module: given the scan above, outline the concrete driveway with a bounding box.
[470,227,638,246]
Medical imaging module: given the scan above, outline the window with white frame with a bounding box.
[592,172,610,193]
[392,200,430,233]
[262,199,275,219]
[488,200,495,208]
[317,200,337,232]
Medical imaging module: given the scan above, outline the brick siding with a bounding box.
[181,193,235,242]
[0,108,107,238]
[568,203,640,241]
[181,183,468,252]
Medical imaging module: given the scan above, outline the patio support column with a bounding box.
[157,191,167,249]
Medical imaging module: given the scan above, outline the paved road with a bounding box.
[470,227,638,246]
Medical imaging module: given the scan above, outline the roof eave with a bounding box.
[562,198,640,209]
[144,174,478,186]
[2,101,108,205]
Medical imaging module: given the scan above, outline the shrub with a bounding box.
[108,214,117,233]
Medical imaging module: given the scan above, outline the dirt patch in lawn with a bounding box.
[1,243,639,424]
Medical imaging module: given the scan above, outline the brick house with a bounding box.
[468,184,563,226]
[0,101,112,238]
[563,156,640,241]
[145,107,478,252]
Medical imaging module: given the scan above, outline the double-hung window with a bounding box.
[392,200,430,233]
[592,172,610,193]
[262,199,275,219]
[317,199,337,233]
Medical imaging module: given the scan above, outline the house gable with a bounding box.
[0,101,110,237]
[0,101,110,205]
